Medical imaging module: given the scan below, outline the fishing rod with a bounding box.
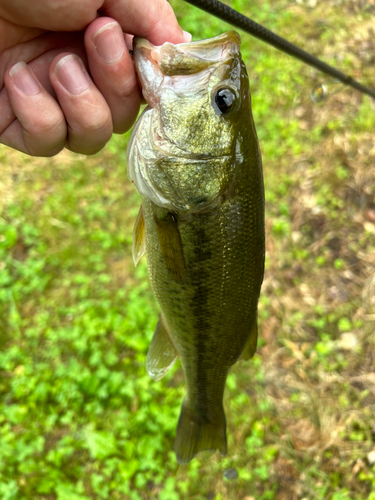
[183,0,375,101]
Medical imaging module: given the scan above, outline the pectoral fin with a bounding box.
[132,205,146,267]
[154,211,186,284]
[146,314,178,381]
[240,321,258,360]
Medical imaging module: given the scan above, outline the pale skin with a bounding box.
[0,0,191,156]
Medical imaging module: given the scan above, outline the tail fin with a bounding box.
[174,399,227,464]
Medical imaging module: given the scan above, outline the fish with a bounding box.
[126,31,265,464]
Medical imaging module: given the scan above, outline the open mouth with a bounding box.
[133,31,241,108]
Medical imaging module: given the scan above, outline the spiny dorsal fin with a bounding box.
[240,321,258,360]
[132,204,145,267]
[154,211,186,284]
[146,314,178,381]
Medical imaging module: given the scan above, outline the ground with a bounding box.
[0,0,374,499]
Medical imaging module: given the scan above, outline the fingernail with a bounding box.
[55,55,90,94]
[183,31,192,43]
[9,62,40,95]
[93,22,125,64]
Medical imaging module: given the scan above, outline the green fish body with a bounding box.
[127,32,264,463]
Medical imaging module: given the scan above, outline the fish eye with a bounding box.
[214,87,237,114]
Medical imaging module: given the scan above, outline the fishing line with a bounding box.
[182,0,375,101]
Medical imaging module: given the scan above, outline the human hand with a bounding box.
[0,0,191,156]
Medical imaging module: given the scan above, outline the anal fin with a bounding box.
[240,321,258,360]
[146,314,178,381]
[132,204,145,267]
[174,399,227,464]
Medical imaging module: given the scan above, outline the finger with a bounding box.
[0,17,44,53]
[103,0,192,46]
[84,17,141,134]
[0,41,87,145]
[49,53,113,155]
[1,62,67,156]
[0,0,102,31]
[0,31,85,85]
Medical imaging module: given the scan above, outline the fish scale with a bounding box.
[127,31,265,463]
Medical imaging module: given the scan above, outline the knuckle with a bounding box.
[112,102,140,134]
[32,112,62,137]
[143,0,170,37]
[52,0,103,30]
[68,135,108,155]
[25,109,66,156]
[29,144,64,158]
[78,106,112,137]
[113,74,139,101]
[67,105,113,155]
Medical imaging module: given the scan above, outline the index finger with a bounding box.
[103,0,191,45]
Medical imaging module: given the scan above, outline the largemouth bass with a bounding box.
[127,31,265,464]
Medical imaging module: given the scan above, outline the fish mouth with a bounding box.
[133,31,241,108]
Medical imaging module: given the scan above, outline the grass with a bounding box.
[0,0,375,499]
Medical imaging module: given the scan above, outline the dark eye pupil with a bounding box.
[215,89,235,113]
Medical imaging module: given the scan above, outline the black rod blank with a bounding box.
[183,0,375,100]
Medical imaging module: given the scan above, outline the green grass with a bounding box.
[1,0,375,499]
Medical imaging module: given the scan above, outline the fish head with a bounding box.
[127,31,257,212]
